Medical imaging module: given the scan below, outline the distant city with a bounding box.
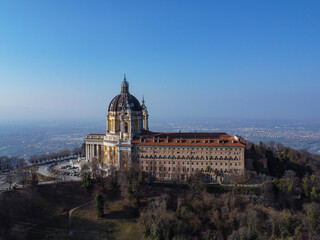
[0,119,319,159]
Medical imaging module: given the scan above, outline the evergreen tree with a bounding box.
[82,173,93,194]
[96,193,104,219]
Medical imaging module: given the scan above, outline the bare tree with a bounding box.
[5,174,15,189]
[17,166,29,187]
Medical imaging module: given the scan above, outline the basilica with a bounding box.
[85,76,246,181]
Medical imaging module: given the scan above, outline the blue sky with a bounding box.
[0,1,319,123]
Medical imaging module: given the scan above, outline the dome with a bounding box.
[108,93,142,112]
[108,75,142,112]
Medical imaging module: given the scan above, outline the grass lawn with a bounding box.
[71,200,141,240]
[23,182,141,240]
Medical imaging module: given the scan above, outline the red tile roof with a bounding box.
[132,132,246,147]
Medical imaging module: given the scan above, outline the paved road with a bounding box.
[0,159,83,192]
[38,161,81,181]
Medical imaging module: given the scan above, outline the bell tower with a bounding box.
[141,96,149,131]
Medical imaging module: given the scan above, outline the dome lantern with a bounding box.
[108,75,142,112]
[121,74,129,93]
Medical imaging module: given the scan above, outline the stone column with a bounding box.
[87,144,90,159]
[112,147,115,165]
[118,148,121,169]
[128,148,132,167]
[90,144,94,159]
[95,144,99,158]
[86,144,89,161]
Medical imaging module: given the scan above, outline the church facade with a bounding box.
[85,76,246,181]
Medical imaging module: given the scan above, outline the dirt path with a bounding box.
[68,200,93,226]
